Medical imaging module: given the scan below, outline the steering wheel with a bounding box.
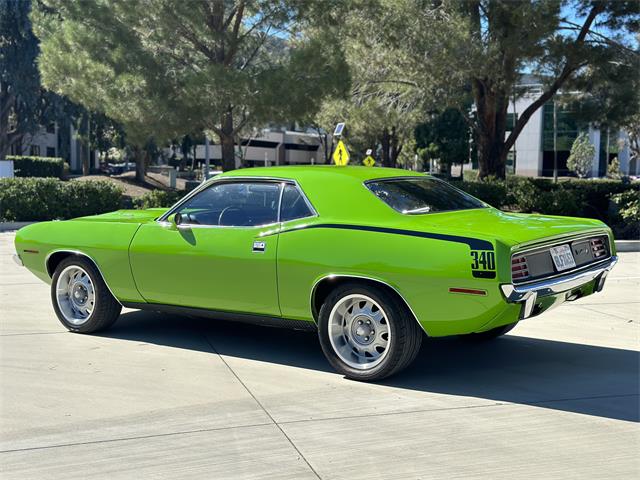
[218,206,244,226]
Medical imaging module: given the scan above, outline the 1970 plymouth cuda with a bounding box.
[13,166,617,380]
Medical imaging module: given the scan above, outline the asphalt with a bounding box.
[0,231,638,479]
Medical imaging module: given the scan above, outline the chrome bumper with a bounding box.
[501,256,618,319]
[12,254,23,267]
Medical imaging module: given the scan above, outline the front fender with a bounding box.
[14,220,144,302]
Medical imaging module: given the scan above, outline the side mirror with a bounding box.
[174,212,184,226]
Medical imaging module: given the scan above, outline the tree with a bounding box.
[347,0,639,179]
[0,0,44,159]
[622,113,640,172]
[567,132,595,178]
[415,109,469,176]
[32,0,348,177]
[314,4,422,168]
[316,97,418,167]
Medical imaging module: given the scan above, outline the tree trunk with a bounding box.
[0,132,22,160]
[438,158,449,176]
[0,83,14,160]
[389,126,400,168]
[381,128,391,167]
[477,133,510,179]
[82,144,90,176]
[219,109,236,171]
[132,146,146,183]
[474,80,509,180]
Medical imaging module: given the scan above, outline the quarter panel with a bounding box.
[276,226,510,336]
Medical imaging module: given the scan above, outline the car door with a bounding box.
[129,179,283,316]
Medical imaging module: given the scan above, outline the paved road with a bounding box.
[1,231,638,479]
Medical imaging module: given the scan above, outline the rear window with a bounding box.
[366,177,486,214]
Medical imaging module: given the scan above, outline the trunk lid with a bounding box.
[402,208,608,248]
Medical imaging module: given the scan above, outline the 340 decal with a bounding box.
[470,250,496,279]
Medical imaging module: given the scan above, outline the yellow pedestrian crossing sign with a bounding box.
[332,140,350,166]
[363,155,375,167]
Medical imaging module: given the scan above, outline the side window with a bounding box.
[175,182,280,226]
[280,184,314,222]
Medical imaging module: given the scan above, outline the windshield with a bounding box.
[366,177,486,214]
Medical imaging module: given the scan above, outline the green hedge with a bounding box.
[451,177,640,239]
[7,156,66,179]
[133,189,187,209]
[610,190,640,239]
[0,178,123,221]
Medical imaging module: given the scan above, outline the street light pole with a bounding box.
[511,85,517,175]
[204,134,210,180]
[553,99,558,183]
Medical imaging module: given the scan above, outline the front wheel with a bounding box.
[318,283,423,381]
[51,256,121,333]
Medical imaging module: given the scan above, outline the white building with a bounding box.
[9,123,99,172]
[9,124,58,158]
[504,78,635,177]
[189,129,326,169]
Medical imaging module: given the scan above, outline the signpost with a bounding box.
[332,122,350,166]
[362,148,375,167]
[333,140,350,166]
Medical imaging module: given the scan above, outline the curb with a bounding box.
[615,240,640,252]
[0,222,36,232]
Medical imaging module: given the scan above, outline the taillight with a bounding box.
[591,237,607,259]
[511,256,530,281]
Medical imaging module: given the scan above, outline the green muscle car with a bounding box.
[13,166,617,380]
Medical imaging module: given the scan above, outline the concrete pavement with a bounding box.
[1,231,638,479]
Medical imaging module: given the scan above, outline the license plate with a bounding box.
[550,244,576,271]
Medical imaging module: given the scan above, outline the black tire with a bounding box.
[460,322,518,341]
[51,256,121,333]
[318,282,423,381]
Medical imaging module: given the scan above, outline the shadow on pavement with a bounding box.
[104,310,639,423]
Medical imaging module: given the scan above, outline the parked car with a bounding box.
[13,166,617,380]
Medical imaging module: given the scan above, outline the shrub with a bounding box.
[606,157,622,180]
[7,155,66,179]
[451,176,639,238]
[133,189,187,209]
[0,178,123,221]
[462,169,479,182]
[567,133,595,178]
[451,177,507,208]
[610,190,640,239]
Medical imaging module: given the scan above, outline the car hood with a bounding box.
[401,208,608,247]
[72,208,167,224]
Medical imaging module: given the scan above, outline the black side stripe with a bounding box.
[276,223,493,251]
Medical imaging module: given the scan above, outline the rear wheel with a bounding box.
[461,322,518,341]
[318,283,422,381]
[51,256,121,333]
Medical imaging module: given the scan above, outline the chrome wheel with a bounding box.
[55,265,95,325]
[328,294,391,370]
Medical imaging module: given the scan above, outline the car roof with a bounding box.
[220,165,427,183]
[218,166,431,221]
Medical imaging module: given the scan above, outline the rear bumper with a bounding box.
[501,256,618,319]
